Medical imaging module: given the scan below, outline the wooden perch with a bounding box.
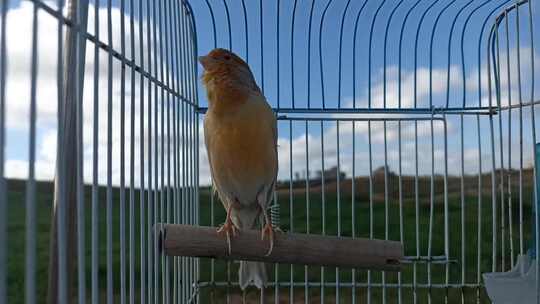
[157,224,403,272]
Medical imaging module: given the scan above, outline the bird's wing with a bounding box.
[258,94,279,209]
[203,115,227,209]
[268,108,278,204]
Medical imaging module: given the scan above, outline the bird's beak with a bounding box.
[198,55,212,70]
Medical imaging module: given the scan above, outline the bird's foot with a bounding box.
[217,218,238,255]
[261,222,278,256]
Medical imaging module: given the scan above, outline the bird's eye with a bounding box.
[224,55,231,60]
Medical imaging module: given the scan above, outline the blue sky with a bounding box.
[188,0,540,185]
[190,0,536,107]
[3,0,540,185]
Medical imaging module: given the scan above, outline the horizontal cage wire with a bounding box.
[1,0,200,303]
[190,0,539,303]
[0,0,538,304]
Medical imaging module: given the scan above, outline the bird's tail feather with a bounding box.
[239,261,267,290]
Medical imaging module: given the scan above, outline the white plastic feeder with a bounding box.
[484,143,540,302]
[483,142,540,303]
[483,255,537,304]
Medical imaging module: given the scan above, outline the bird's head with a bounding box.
[199,48,258,91]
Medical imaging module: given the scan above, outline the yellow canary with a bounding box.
[199,48,278,290]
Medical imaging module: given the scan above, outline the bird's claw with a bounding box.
[217,220,238,255]
[261,223,278,256]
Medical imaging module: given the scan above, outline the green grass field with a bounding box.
[4,174,535,303]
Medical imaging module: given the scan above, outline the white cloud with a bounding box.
[4,2,538,189]
[4,2,186,187]
[4,159,56,180]
[465,47,539,107]
[5,5,59,131]
[345,65,463,109]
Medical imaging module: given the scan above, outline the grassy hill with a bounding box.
[4,169,535,303]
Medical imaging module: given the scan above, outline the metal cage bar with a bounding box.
[190,0,539,303]
[0,0,538,303]
[0,0,199,302]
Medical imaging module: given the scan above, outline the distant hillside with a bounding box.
[276,168,535,203]
[6,167,534,205]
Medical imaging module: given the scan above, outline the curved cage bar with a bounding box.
[189,0,539,303]
[0,0,199,303]
[190,0,538,115]
[0,0,538,303]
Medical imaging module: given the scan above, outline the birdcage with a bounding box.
[0,0,538,303]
